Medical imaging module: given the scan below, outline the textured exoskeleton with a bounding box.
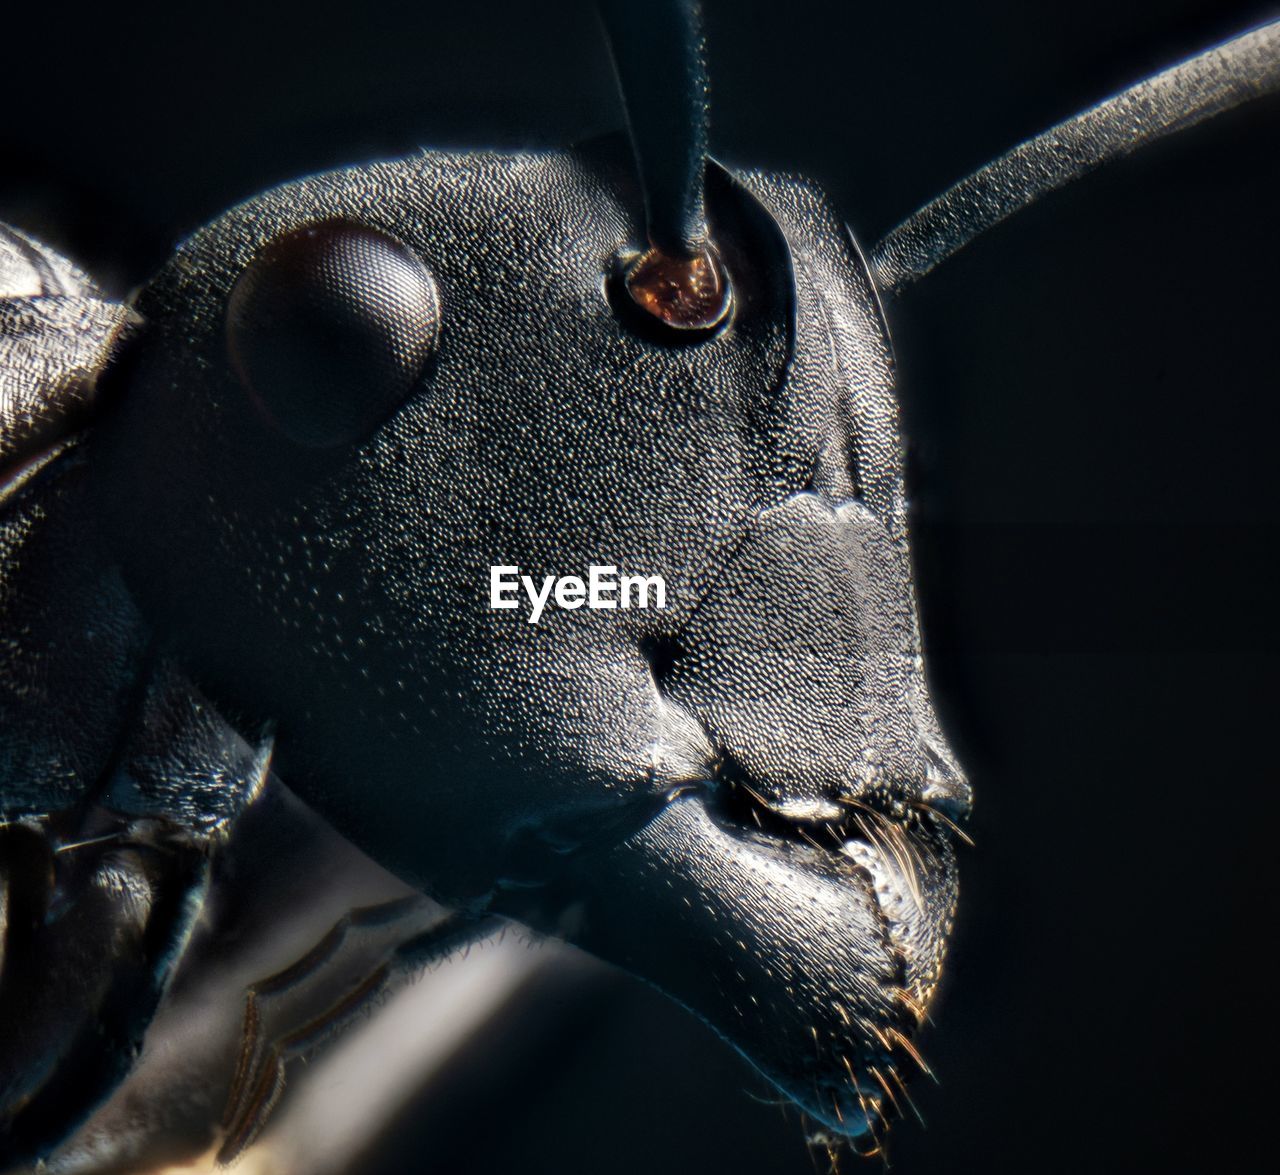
[1,4,1276,1169]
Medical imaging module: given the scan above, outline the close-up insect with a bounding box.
[2,1,1277,1172]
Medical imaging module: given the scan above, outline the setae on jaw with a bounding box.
[1,1,1275,1170]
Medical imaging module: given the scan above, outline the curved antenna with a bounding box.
[870,20,1280,293]
[598,0,709,259]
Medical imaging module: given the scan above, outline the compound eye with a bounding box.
[226,220,440,448]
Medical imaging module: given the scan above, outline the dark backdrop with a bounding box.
[4,1,1277,1171]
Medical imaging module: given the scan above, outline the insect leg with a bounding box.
[0,814,210,1167]
[217,900,495,1164]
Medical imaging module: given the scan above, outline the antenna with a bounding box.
[599,0,731,333]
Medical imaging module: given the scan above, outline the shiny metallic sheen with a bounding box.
[1,8,1276,1170]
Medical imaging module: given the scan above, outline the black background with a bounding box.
[4,1,1278,1171]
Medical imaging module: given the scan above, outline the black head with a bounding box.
[91,135,968,1143]
[90,1,969,1142]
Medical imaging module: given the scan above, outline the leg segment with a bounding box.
[217,899,497,1164]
